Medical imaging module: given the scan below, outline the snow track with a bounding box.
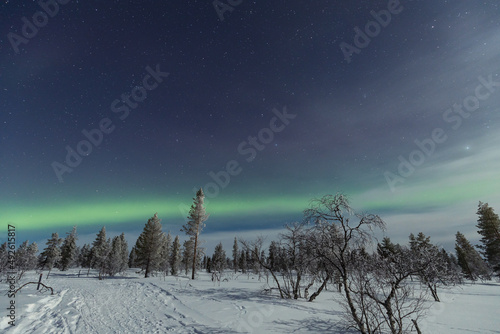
[8,278,227,334]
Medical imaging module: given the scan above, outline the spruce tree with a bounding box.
[15,241,38,279]
[92,227,110,280]
[60,226,78,271]
[232,237,239,273]
[170,236,181,275]
[182,239,194,275]
[476,202,500,275]
[212,242,226,278]
[455,231,491,280]
[107,235,126,276]
[119,233,129,273]
[181,188,209,279]
[79,244,92,269]
[135,213,165,278]
[40,233,62,278]
[129,246,138,268]
[0,243,8,274]
[159,232,172,275]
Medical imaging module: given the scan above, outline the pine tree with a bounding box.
[476,202,500,275]
[92,227,111,280]
[40,233,62,278]
[60,226,78,271]
[455,231,491,280]
[170,236,181,275]
[135,213,165,278]
[232,237,239,273]
[181,188,209,279]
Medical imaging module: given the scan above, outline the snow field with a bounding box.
[1,270,499,333]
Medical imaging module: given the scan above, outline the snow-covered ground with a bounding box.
[1,269,499,333]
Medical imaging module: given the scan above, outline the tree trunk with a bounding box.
[308,274,331,302]
[343,276,366,334]
[412,319,422,334]
[192,233,198,280]
[293,272,301,299]
[429,283,440,302]
[145,258,150,278]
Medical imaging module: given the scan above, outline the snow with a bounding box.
[1,270,499,333]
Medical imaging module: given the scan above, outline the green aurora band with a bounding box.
[2,174,498,231]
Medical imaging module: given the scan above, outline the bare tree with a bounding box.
[303,193,385,334]
[346,247,429,334]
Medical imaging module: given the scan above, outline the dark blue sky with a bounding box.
[1,0,499,251]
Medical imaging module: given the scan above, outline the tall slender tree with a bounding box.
[232,237,239,273]
[476,202,500,275]
[170,236,181,275]
[181,188,209,279]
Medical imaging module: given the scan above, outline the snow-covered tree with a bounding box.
[455,231,491,280]
[170,236,181,275]
[159,232,172,276]
[268,241,279,271]
[39,233,62,278]
[79,244,92,269]
[92,227,110,280]
[239,250,247,273]
[129,246,138,268]
[181,188,209,279]
[15,241,38,279]
[182,239,194,275]
[119,233,129,273]
[60,226,78,271]
[476,202,500,275]
[409,232,459,301]
[107,235,128,276]
[211,242,226,282]
[0,242,8,275]
[135,213,165,278]
[232,237,238,273]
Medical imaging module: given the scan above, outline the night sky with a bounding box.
[1,0,499,251]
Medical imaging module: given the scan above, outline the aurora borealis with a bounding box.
[1,1,500,250]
